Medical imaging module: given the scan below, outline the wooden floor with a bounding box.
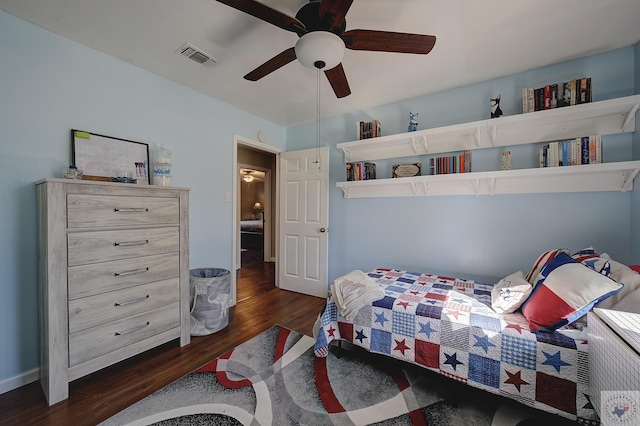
[0,255,325,425]
[236,248,276,302]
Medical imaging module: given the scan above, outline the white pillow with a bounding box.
[595,254,640,309]
[491,271,533,314]
[613,288,640,314]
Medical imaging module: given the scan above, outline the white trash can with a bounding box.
[189,268,231,336]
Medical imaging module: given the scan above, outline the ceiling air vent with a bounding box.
[176,43,220,67]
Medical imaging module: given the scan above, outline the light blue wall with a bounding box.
[288,46,639,283]
[0,11,285,386]
[632,41,640,260]
[2,9,639,390]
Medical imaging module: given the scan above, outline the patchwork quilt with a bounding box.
[314,268,599,424]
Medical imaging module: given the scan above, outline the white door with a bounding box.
[278,147,329,298]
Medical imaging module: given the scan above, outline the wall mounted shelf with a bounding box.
[336,95,640,198]
[337,94,640,163]
[337,161,640,198]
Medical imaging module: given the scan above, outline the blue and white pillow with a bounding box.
[491,271,532,314]
[571,246,611,276]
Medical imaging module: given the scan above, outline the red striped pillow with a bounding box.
[525,248,569,284]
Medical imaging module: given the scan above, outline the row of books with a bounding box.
[522,77,592,113]
[539,135,602,168]
[346,162,376,181]
[429,150,472,175]
[356,120,381,140]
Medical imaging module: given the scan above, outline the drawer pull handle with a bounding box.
[115,321,150,336]
[113,267,149,277]
[113,208,149,213]
[113,240,149,247]
[114,295,149,307]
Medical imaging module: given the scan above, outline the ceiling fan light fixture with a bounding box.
[295,31,345,70]
[242,173,255,183]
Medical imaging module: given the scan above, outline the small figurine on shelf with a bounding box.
[408,112,419,132]
[491,95,503,118]
[501,151,512,170]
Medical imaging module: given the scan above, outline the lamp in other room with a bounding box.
[253,202,263,220]
[242,172,255,183]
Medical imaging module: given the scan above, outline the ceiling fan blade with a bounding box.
[324,63,351,98]
[342,29,436,54]
[318,0,354,30]
[215,0,305,33]
[244,47,297,81]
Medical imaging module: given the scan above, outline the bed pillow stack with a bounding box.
[520,249,623,332]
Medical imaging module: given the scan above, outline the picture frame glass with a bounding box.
[72,130,150,183]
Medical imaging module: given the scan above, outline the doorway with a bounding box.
[232,135,281,305]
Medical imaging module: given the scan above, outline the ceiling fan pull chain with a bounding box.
[315,67,321,170]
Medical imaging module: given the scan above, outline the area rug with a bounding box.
[100,325,582,425]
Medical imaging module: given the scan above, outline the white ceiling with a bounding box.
[2,0,640,128]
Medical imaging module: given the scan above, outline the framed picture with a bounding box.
[392,163,421,178]
[72,129,150,184]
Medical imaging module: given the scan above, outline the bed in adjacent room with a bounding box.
[313,248,640,424]
[240,218,263,251]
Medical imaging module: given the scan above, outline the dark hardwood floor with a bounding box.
[236,248,275,302]
[0,254,325,426]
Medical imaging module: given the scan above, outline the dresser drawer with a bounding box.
[67,194,179,228]
[68,278,179,334]
[68,303,180,367]
[68,227,179,267]
[68,253,179,300]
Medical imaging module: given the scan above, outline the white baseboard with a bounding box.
[0,368,39,395]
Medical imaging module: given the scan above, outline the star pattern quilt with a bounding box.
[314,268,599,424]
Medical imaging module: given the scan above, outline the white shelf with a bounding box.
[338,94,640,163]
[336,161,640,198]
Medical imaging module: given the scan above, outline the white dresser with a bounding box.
[36,178,190,405]
[588,308,640,423]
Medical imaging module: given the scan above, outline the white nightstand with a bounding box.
[588,308,640,424]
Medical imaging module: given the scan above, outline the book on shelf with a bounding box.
[429,150,471,175]
[346,162,376,181]
[521,77,591,113]
[356,120,381,140]
[544,84,551,110]
[538,134,602,167]
[550,84,558,109]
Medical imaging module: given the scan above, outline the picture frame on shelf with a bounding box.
[392,163,421,178]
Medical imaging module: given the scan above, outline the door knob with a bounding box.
[319,227,327,233]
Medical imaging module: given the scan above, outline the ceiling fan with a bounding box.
[215,0,437,98]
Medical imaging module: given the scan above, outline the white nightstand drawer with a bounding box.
[68,227,179,266]
[69,277,179,333]
[69,302,180,367]
[67,194,178,228]
[68,252,179,300]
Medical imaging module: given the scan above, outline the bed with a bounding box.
[313,251,640,424]
[240,219,263,250]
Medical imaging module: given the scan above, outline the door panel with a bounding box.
[278,147,329,298]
